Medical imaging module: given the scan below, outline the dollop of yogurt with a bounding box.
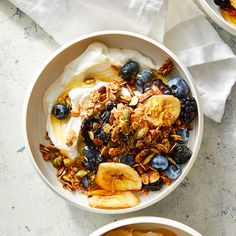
[44,42,156,159]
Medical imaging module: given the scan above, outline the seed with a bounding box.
[63,158,74,167]
[84,77,96,84]
[75,170,90,177]
[135,127,148,140]
[52,156,63,168]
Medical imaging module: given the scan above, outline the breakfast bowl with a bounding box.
[23,31,203,214]
[89,216,202,235]
[198,0,236,35]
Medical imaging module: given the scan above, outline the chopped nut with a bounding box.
[126,84,135,96]
[158,59,173,76]
[135,149,151,163]
[141,170,160,184]
[170,134,184,142]
[129,96,139,106]
[93,138,103,146]
[161,175,171,185]
[108,146,128,157]
[97,86,107,94]
[101,146,109,157]
[103,123,111,134]
[88,131,94,140]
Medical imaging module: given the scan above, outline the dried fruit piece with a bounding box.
[88,191,140,209]
[144,95,181,126]
[95,163,142,191]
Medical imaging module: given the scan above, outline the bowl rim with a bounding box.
[89,216,203,236]
[198,0,236,36]
[23,30,204,214]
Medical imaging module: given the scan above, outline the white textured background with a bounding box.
[0,0,235,235]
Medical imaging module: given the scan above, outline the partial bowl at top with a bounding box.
[89,216,203,236]
[198,0,236,35]
[23,31,203,214]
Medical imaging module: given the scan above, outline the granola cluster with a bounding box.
[40,58,196,197]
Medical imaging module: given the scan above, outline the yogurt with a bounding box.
[44,42,156,159]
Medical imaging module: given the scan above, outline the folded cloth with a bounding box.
[10,0,236,122]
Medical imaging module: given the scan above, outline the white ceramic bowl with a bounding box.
[23,31,203,214]
[198,0,236,35]
[89,216,203,236]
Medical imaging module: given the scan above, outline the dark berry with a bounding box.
[137,70,153,83]
[167,77,189,98]
[100,110,110,124]
[135,79,144,93]
[173,145,192,164]
[180,96,198,124]
[95,154,104,167]
[81,176,90,188]
[105,102,117,111]
[163,85,172,95]
[150,155,169,171]
[143,178,163,191]
[83,146,100,159]
[94,126,110,143]
[52,103,70,120]
[214,0,230,8]
[82,160,92,170]
[176,128,189,144]
[120,61,139,81]
[121,153,135,166]
[165,164,182,179]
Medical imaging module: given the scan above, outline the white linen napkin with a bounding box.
[10,0,236,122]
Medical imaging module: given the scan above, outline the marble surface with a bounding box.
[0,0,235,235]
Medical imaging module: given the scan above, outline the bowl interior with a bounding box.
[25,32,202,213]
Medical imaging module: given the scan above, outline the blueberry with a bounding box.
[137,70,153,83]
[167,77,189,98]
[52,103,70,120]
[150,155,169,171]
[121,153,135,166]
[82,160,92,170]
[120,61,139,81]
[81,176,90,188]
[143,178,163,191]
[83,146,99,159]
[176,128,189,144]
[95,154,104,167]
[135,79,144,93]
[173,145,192,164]
[165,164,182,179]
[100,110,110,124]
